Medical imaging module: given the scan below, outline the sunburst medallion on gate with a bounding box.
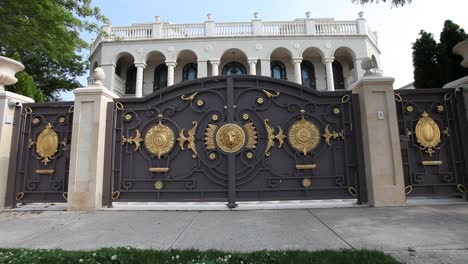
[204,122,257,154]
[144,120,175,159]
[288,116,320,155]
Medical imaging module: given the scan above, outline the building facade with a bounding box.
[89,12,380,97]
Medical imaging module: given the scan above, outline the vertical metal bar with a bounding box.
[4,105,24,208]
[102,102,115,207]
[351,94,368,204]
[455,90,468,201]
[226,77,237,208]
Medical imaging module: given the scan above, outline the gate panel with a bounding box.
[111,79,231,202]
[109,76,366,205]
[231,78,363,201]
[9,102,74,205]
[395,89,468,197]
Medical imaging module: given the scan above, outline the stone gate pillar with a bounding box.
[0,56,34,208]
[351,76,406,207]
[67,68,117,211]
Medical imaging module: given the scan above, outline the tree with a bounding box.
[0,0,108,100]
[354,0,411,6]
[7,72,45,102]
[412,31,442,88]
[437,20,468,85]
[412,20,468,88]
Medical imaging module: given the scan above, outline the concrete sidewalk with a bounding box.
[1,204,468,263]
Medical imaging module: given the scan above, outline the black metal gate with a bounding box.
[395,89,468,198]
[106,76,366,206]
[6,102,74,206]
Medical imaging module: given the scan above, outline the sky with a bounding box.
[65,0,468,100]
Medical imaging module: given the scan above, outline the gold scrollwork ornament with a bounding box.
[415,111,441,156]
[264,119,286,156]
[144,121,175,159]
[288,117,320,155]
[177,121,198,158]
[122,130,144,151]
[322,124,344,146]
[215,123,246,153]
[36,123,59,165]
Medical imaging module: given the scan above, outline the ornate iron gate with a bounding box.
[6,102,74,206]
[395,89,468,198]
[107,76,366,206]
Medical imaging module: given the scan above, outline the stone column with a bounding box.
[0,56,34,208]
[248,59,257,75]
[323,57,335,91]
[210,59,220,76]
[351,76,406,207]
[67,68,118,211]
[292,57,303,84]
[197,60,208,78]
[260,58,271,77]
[165,60,176,86]
[135,63,146,97]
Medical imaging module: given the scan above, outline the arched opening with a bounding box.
[332,61,345,90]
[270,61,287,80]
[125,66,137,94]
[301,47,324,90]
[222,62,246,75]
[301,61,316,89]
[333,47,356,89]
[269,47,292,81]
[220,48,248,76]
[175,50,198,82]
[183,63,198,81]
[153,64,168,91]
[145,51,166,94]
[114,53,135,95]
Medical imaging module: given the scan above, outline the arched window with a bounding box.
[154,64,168,92]
[125,66,137,94]
[222,62,246,75]
[270,61,287,80]
[333,61,345,90]
[301,61,316,89]
[183,63,198,81]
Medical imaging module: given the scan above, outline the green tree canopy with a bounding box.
[412,20,468,88]
[0,0,107,100]
[354,0,411,6]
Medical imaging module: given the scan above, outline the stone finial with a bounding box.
[361,57,382,76]
[155,16,161,22]
[358,11,364,19]
[207,13,213,21]
[92,67,105,85]
[0,56,25,91]
[253,12,260,20]
[305,11,311,19]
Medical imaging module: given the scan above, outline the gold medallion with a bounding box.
[415,111,440,156]
[36,123,59,165]
[215,123,246,153]
[144,121,175,159]
[288,117,320,155]
[154,180,164,190]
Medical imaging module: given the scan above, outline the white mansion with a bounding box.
[89,12,380,97]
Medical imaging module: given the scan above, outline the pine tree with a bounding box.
[437,20,468,85]
[412,31,441,88]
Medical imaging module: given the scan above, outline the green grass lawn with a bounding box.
[0,248,401,264]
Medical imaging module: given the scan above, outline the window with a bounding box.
[154,64,168,92]
[125,65,137,94]
[222,62,246,75]
[301,61,316,89]
[270,61,287,80]
[183,63,198,81]
[333,61,345,90]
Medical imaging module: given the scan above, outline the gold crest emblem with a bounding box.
[215,123,246,153]
[415,111,440,156]
[36,123,59,165]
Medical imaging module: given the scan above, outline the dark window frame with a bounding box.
[270,61,287,80]
[125,65,137,94]
[183,63,198,81]
[301,61,316,89]
[222,62,247,75]
[154,64,168,92]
